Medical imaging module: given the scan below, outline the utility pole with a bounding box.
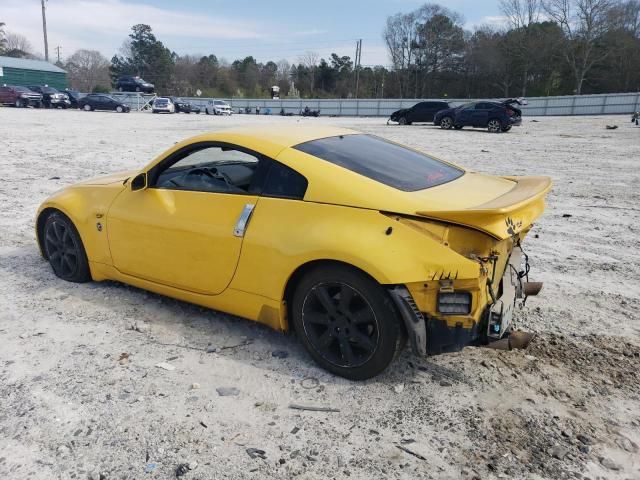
[41,0,49,61]
[354,39,362,99]
[55,46,61,63]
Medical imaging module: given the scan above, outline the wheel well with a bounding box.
[282,259,405,335]
[36,208,73,259]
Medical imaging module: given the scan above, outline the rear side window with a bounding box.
[295,134,463,192]
[262,161,308,199]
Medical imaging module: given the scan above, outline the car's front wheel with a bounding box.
[83,104,92,111]
[398,116,408,125]
[15,98,24,108]
[292,265,404,380]
[488,118,502,133]
[440,116,453,129]
[43,212,91,283]
[116,106,123,113]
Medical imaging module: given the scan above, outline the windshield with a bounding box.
[14,86,32,93]
[214,101,228,106]
[294,134,464,192]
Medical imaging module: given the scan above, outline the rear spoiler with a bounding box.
[415,176,552,239]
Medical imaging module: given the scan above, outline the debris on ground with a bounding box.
[155,362,176,371]
[216,387,240,396]
[246,448,267,460]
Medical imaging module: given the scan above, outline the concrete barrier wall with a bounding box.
[110,92,640,117]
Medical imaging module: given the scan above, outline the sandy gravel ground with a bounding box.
[1,108,639,480]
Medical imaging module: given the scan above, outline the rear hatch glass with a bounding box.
[294,134,464,191]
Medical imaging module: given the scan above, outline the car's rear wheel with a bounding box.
[116,106,123,113]
[488,119,502,133]
[43,212,91,283]
[83,104,92,111]
[292,265,403,380]
[440,116,453,129]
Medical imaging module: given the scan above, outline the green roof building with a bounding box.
[0,56,67,90]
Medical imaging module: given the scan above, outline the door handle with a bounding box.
[233,203,256,237]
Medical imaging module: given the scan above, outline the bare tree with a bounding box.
[299,51,319,93]
[500,0,544,95]
[543,0,614,93]
[65,49,111,92]
[383,11,419,97]
[0,22,6,54]
[4,32,34,57]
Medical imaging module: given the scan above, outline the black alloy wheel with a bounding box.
[43,213,91,282]
[302,282,379,368]
[398,116,408,125]
[292,265,404,380]
[440,116,453,129]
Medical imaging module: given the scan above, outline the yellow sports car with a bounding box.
[36,126,551,379]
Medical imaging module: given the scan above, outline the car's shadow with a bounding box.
[1,245,460,386]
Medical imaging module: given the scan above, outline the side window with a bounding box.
[475,103,490,109]
[262,161,308,199]
[153,145,260,194]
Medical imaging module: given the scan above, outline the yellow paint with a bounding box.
[36,126,551,333]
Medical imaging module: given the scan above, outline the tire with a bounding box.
[501,125,512,132]
[440,116,453,129]
[42,212,91,283]
[83,104,92,111]
[398,116,408,125]
[291,265,404,380]
[118,87,124,92]
[15,98,23,108]
[135,86,141,92]
[488,118,502,133]
[116,106,123,113]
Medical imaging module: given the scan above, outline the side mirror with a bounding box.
[130,172,147,191]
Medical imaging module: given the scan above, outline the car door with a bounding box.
[471,103,491,126]
[410,102,428,122]
[0,87,9,104]
[107,143,264,295]
[456,103,475,125]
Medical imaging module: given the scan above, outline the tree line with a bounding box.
[1,0,639,98]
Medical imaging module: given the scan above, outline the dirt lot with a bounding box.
[1,108,639,480]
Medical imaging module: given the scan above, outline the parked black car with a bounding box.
[170,97,200,114]
[115,76,155,93]
[77,94,130,113]
[62,89,82,109]
[388,101,450,125]
[27,85,71,108]
[434,99,524,133]
[0,85,43,107]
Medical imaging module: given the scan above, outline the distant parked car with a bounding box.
[152,97,175,113]
[434,99,525,133]
[0,85,43,107]
[205,100,232,115]
[62,89,83,109]
[78,94,130,113]
[388,101,450,125]
[27,85,71,109]
[115,76,155,93]
[170,97,200,114]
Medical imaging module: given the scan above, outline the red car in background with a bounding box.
[0,85,43,108]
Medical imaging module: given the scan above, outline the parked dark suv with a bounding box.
[115,76,155,93]
[78,94,130,113]
[27,85,71,109]
[434,99,524,133]
[388,101,450,125]
[0,85,43,107]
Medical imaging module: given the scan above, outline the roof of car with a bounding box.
[198,125,359,149]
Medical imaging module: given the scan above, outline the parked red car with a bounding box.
[0,85,43,108]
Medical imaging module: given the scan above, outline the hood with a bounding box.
[390,108,409,118]
[76,170,137,186]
